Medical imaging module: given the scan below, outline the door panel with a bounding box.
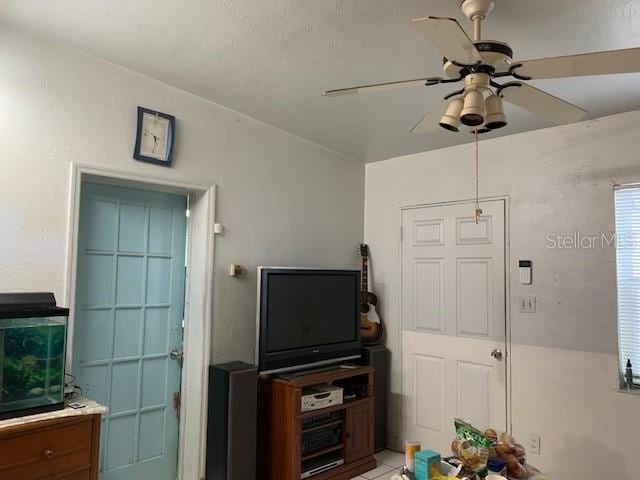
[414,354,445,434]
[414,259,445,333]
[401,200,506,455]
[74,182,186,480]
[345,401,374,463]
[457,258,492,338]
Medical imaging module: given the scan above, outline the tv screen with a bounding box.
[256,268,361,374]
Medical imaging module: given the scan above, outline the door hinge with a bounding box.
[400,226,403,241]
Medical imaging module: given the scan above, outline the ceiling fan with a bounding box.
[323,0,640,134]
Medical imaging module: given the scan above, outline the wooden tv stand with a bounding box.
[258,365,377,480]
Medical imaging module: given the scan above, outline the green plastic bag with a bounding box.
[452,419,491,475]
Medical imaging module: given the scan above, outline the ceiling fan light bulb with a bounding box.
[486,117,507,130]
[461,114,484,127]
[439,98,464,132]
[439,121,459,132]
[460,90,485,127]
[484,94,507,129]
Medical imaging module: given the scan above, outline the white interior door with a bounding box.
[401,199,507,455]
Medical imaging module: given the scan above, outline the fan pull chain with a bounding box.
[474,127,482,224]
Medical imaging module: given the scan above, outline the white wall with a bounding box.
[365,110,640,479]
[0,24,364,365]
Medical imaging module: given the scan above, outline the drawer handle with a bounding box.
[43,449,55,460]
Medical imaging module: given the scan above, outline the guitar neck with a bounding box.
[361,257,368,292]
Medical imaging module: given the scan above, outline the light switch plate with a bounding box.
[519,296,536,313]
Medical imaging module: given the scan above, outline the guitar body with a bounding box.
[361,294,382,343]
[359,245,384,345]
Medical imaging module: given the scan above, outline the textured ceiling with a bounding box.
[2,0,640,162]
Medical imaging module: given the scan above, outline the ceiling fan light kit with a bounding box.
[460,89,485,126]
[484,94,507,130]
[439,97,465,131]
[323,0,640,135]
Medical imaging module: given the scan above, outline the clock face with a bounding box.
[140,113,170,160]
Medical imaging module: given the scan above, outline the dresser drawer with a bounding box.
[0,416,93,479]
[56,468,92,480]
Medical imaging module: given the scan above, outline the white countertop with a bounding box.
[0,397,108,431]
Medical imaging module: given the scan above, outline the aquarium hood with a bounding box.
[0,292,69,319]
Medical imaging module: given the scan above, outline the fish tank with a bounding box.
[0,293,68,420]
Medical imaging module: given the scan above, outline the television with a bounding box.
[255,267,361,374]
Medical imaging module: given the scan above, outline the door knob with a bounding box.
[490,349,503,361]
[169,349,184,361]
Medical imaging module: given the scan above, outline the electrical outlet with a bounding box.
[529,433,541,455]
[519,296,536,313]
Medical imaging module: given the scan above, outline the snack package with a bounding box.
[451,419,491,474]
[484,429,536,479]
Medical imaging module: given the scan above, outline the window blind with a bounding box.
[614,185,640,386]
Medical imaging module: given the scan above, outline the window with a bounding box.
[614,185,640,389]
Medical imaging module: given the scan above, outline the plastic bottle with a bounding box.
[626,359,634,390]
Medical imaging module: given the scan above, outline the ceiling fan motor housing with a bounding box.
[443,40,513,77]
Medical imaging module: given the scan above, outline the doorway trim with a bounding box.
[64,162,216,480]
[397,195,512,442]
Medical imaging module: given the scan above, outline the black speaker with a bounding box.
[206,361,257,480]
[358,345,389,452]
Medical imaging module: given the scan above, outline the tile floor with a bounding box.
[351,450,405,479]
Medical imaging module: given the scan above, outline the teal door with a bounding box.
[73,182,187,480]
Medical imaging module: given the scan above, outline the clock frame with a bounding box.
[133,106,176,167]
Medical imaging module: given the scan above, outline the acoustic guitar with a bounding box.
[359,244,383,345]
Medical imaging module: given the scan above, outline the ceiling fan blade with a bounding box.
[516,47,640,80]
[411,16,483,66]
[411,98,456,134]
[323,77,439,97]
[501,82,587,124]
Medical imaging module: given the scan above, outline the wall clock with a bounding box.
[133,106,176,166]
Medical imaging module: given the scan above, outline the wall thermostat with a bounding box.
[519,260,532,285]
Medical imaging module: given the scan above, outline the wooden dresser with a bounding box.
[0,399,106,480]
